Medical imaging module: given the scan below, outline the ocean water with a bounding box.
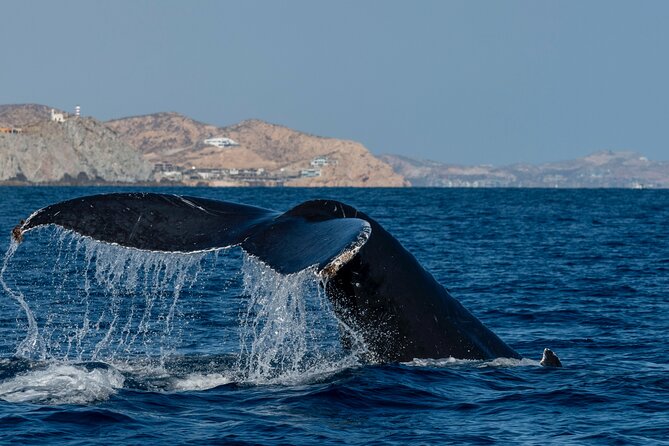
[0,187,667,445]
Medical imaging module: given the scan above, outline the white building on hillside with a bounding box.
[51,109,66,123]
[203,137,239,148]
[300,169,321,178]
[310,156,330,167]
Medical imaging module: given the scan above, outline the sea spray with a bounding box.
[0,362,125,405]
[237,254,362,383]
[0,238,43,358]
[84,239,205,361]
[1,226,363,388]
[1,228,206,363]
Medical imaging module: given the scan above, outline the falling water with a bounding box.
[1,228,205,363]
[1,239,41,358]
[237,255,362,383]
[1,226,364,388]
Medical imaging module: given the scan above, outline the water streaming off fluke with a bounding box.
[0,226,361,400]
[2,228,206,362]
[238,255,362,384]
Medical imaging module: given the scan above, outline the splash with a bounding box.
[1,225,364,400]
[237,254,361,384]
[0,362,124,404]
[1,228,205,363]
[83,239,205,361]
[0,239,41,357]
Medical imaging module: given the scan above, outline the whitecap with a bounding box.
[0,363,124,404]
[404,356,540,368]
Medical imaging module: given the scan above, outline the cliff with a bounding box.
[0,106,151,183]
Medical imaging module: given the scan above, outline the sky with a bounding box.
[1,0,668,165]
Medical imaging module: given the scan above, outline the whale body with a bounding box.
[14,193,522,363]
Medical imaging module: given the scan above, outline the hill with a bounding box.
[105,112,221,155]
[382,151,669,188]
[0,103,55,128]
[107,113,408,187]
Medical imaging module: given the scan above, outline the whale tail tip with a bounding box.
[11,220,25,243]
[540,348,562,367]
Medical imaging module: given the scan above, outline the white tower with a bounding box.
[75,105,81,117]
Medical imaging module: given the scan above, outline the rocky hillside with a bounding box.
[0,105,151,183]
[383,151,669,188]
[106,112,222,155]
[107,114,408,187]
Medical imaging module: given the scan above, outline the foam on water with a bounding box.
[404,356,540,368]
[170,372,232,391]
[0,362,124,404]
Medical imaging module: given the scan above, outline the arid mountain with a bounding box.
[107,114,408,187]
[106,112,222,155]
[0,105,151,183]
[383,151,669,188]
[0,104,407,186]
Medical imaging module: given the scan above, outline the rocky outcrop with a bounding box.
[0,116,151,183]
[6,103,665,188]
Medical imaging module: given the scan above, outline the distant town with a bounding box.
[153,156,335,186]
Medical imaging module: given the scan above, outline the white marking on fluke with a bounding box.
[320,222,371,278]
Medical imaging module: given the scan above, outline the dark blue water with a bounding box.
[0,187,667,445]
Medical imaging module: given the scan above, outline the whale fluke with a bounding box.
[13,193,523,363]
[15,193,370,275]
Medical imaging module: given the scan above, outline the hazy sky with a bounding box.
[2,1,668,165]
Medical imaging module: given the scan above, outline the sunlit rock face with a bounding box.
[0,107,151,183]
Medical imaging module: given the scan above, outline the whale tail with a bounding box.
[13,192,523,363]
[13,193,370,277]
